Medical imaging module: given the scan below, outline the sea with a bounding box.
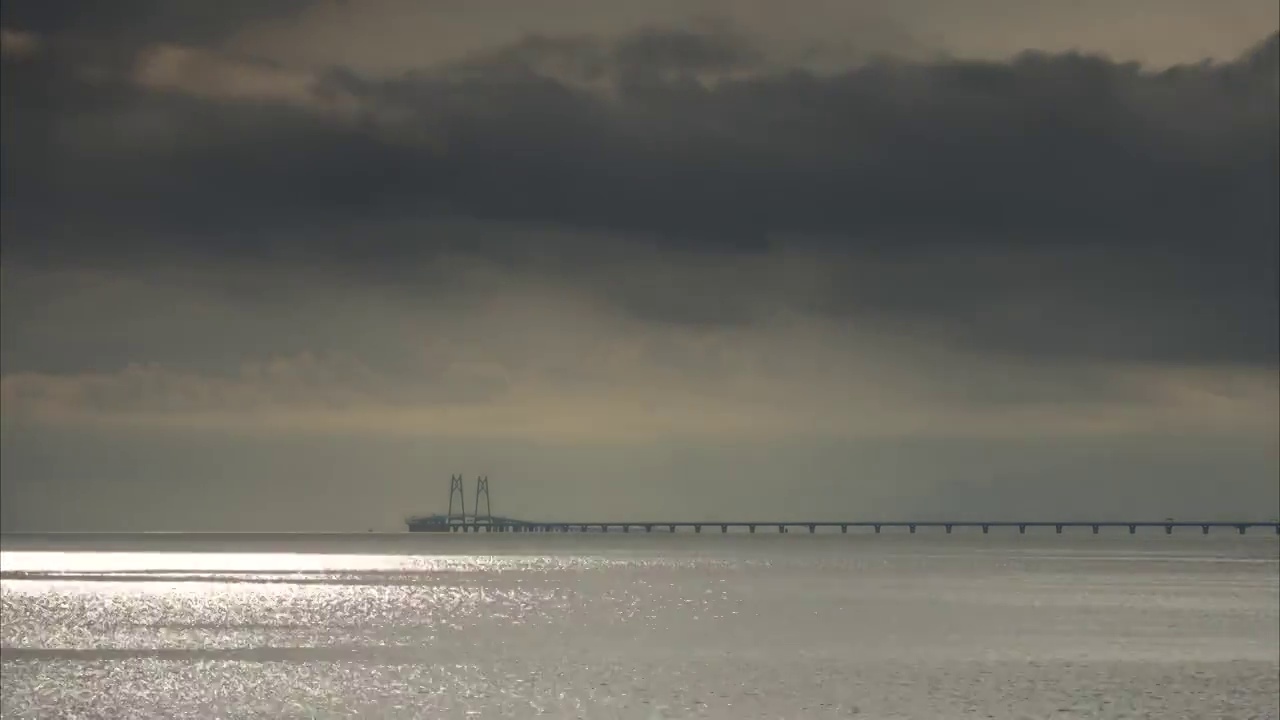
[1,531,1277,719]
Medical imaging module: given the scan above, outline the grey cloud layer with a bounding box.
[6,28,1277,244]
[2,27,1277,368]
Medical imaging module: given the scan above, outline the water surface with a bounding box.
[2,533,1277,718]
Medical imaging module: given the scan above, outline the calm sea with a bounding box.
[2,532,1277,719]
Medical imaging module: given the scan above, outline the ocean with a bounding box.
[2,532,1277,719]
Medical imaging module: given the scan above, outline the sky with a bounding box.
[1,0,1277,531]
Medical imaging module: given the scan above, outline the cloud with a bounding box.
[0,27,41,59]
[3,261,1275,445]
[4,337,1275,444]
[9,27,1276,239]
[4,28,1276,366]
[212,0,1279,74]
[0,1,314,48]
[133,43,351,112]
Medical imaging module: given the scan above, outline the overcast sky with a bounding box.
[1,1,1277,531]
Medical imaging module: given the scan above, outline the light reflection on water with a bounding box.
[0,551,637,574]
[2,535,1277,718]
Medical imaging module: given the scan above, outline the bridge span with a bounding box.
[406,475,1277,536]
[434,520,1280,535]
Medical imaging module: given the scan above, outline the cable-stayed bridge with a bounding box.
[405,476,1280,536]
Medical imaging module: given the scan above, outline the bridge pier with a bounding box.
[874,525,881,534]
[982,524,989,534]
[1055,524,1063,534]
[809,524,816,534]
[721,525,727,534]
[669,524,676,533]
[909,524,916,534]
[1092,524,1099,534]
[1019,524,1026,534]
[645,525,653,533]
[945,524,953,534]
[778,525,787,533]
[1238,525,1247,535]
[749,525,756,534]
[623,525,630,533]
[841,525,848,534]
[1165,525,1173,535]
[1129,524,1136,534]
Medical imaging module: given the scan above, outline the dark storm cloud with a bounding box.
[0,0,314,48]
[6,27,1274,241]
[2,25,1277,364]
[343,31,1280,250]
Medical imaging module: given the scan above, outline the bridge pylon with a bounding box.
[475,476,492,526]
[446,474,466,525]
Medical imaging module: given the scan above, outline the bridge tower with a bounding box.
[447,474,466,526]
[475,475,493,528]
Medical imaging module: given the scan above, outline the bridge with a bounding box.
[405,476,1280,536]
[435,520,1279,535]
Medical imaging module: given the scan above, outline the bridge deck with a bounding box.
[416,520,1280,535]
